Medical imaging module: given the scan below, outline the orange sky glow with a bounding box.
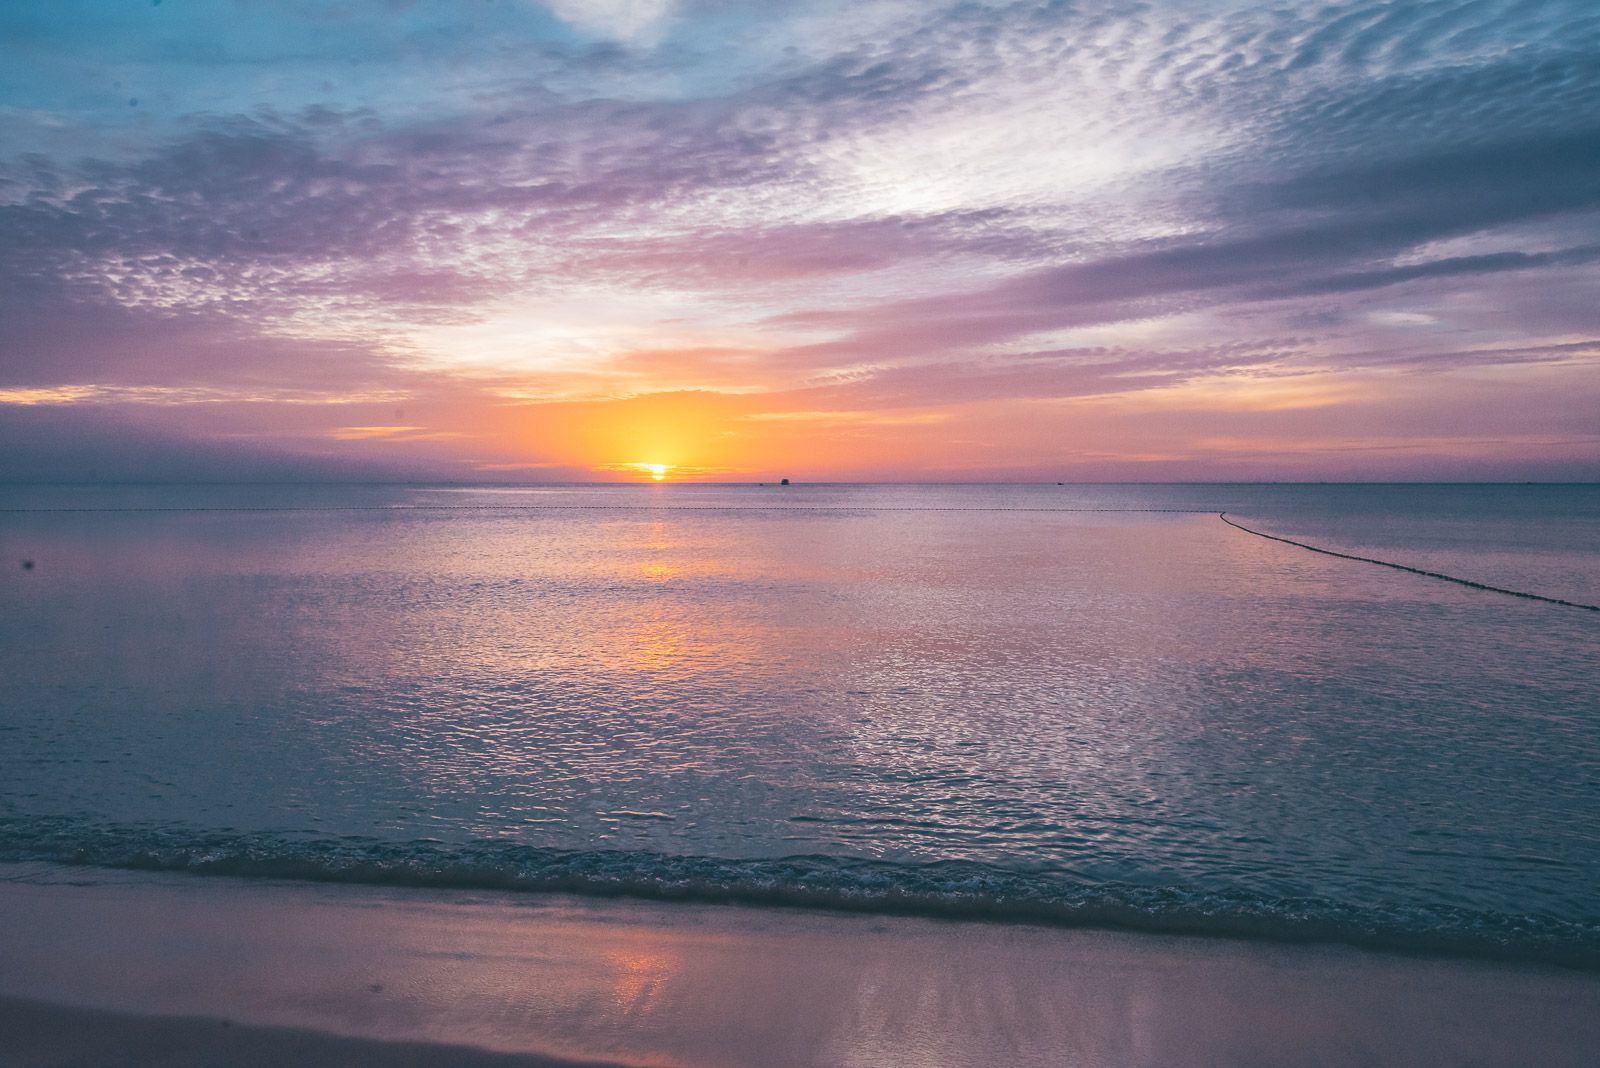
[2,1,1597,482]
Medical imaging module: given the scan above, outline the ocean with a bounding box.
[2,483,1597,965]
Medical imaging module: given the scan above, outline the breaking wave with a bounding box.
[4,819,1596,970]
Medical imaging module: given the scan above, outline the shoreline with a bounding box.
[4,863,1599,1066]
[7,832,1596,971]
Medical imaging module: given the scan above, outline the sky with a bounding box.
[1,0,1597,482]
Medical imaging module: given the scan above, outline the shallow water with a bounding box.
[2,483,1597,962]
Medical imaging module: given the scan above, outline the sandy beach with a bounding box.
[3,862,1598,1067]
[0,997,613,1068]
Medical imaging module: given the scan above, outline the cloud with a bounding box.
[0,403,435,482]
[0,0,1596,479]
[541,0,677,44]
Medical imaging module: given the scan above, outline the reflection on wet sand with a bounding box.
[3,867,1598,1068]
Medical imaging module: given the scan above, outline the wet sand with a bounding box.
[0,996,615,1067]
[2,862,1598,1067]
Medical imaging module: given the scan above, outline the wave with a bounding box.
[3,819,1596,970]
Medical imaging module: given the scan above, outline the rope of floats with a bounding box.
[1219,512,1599,612]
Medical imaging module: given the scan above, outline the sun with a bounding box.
[617,460,668,479]
[607,461,678,481]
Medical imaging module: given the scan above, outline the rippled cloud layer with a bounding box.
[2,0,1597,479]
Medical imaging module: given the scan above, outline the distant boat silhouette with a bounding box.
[780,478,790,486]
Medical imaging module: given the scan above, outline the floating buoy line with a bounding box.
[1219,512,1599,612]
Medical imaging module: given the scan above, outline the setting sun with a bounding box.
[621,462,670,481]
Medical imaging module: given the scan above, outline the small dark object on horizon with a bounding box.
[21,560,34,570]
[781,478,790,486]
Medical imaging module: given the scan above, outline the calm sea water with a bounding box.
[2,484,1597,964]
